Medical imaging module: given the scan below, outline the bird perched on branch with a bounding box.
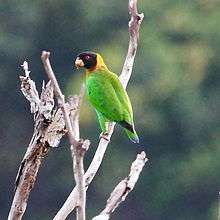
[75,51,139,143]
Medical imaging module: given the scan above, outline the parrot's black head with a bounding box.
[75,51,97,70]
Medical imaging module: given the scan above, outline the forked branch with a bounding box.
[53,0,144,219]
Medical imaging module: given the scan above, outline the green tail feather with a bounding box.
[124,128,139,143]
[118,120,139,143]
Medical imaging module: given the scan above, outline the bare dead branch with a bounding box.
[53,0,144,219]
[68,84,86,141]
[92,151,148,220]
[20,61,41,114]
[41,52,88,220]
[72,140,90,220]
[8,62,68,220]
[69,89,88,220]
[119,0,144,86]
[41,51,78,145]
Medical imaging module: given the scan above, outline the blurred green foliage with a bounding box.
[0,0,220,219]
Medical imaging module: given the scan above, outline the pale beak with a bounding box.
[75,57,84,69]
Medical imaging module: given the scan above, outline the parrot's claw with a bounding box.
[99,132,110,141]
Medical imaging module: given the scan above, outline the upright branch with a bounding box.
[119,0,144,86]
[53,0,144,219]
[41,52,89,220]
[92,152,148,220]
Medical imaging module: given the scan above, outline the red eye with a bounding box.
[85,55,90,60]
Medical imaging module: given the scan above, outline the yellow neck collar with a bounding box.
[87,53,108,73]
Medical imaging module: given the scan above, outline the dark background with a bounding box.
[1,0,220,219]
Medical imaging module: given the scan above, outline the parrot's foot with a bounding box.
[99,132,110,141]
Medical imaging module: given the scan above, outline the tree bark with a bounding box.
[8,62,67,220]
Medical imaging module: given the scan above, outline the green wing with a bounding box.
[86,69,133,124]
[86,70,124,122]
[95,110,109,132]
[108,71,134,123]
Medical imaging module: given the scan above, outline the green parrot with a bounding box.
[75,51,139,143]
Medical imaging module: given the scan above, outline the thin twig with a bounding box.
[53,0,144,219]
[41,52,88,220]
[92,151,148,220]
